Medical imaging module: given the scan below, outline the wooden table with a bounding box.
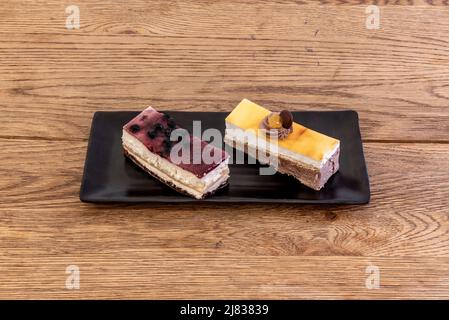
[1,0,449,299]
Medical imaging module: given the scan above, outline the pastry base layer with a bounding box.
[124,147,229,199]
[224,135,339,191]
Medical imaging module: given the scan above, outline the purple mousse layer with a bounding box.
[123,107,228,178]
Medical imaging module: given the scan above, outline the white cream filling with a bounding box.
[122,130,229,195]
[224,122,339,169]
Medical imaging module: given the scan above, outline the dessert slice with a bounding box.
[122,107,230,199]
[224,99,340,190]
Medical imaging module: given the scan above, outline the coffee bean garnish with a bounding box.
[279,110,293,129]
[130,124,141,133]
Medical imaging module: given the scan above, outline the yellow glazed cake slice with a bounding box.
[224,99,340,190]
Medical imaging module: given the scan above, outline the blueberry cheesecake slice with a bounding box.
[122,107,230,199]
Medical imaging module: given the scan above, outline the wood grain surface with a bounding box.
[1,0,449,299]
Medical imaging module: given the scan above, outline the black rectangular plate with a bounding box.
[80,111,370,204]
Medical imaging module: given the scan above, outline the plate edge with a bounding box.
[79,112,102,202]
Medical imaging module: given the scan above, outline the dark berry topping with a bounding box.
[147,130,156,139]
[140,115,147,121]
[162,113,171,121]
[163,139,173,150]
[167,120,176,129]
[164,127,173,137]
[157,139,172,157]
[153,123,163,132]
[130,124,140,133]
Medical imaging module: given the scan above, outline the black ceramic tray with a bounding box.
[80,111,370,204]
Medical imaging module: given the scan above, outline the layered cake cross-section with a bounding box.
[122,107,230,199]
[224,99,340,190]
